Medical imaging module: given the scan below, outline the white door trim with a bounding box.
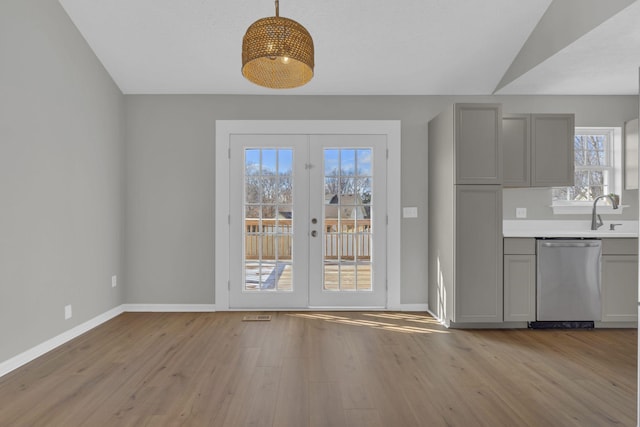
[215,120,401,311]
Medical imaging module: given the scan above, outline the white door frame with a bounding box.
[215,120,401,310]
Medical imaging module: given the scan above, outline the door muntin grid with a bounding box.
[243,148,294,292]
[323,148,373,292]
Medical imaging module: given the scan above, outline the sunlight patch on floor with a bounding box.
[362,312,442,324]
[287,312,449,334]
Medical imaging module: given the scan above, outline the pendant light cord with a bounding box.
[275,0,279,17]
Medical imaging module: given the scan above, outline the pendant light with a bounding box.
[242,0,314,89]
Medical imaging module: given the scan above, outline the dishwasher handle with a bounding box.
[539,241,601,248]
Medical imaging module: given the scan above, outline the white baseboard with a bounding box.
[123,304,216,312]
[0,304,216,378]
[387,303,429,312]
[0,305,125,378]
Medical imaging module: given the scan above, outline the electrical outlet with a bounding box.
[516,208,527,219]
[64,305,72,320]
[403,207,418,218]
[112,275,117,288]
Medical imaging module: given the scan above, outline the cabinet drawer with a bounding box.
[504,238,536,255]
[602,238,638,255]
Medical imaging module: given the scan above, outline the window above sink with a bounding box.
[551,127,625,215]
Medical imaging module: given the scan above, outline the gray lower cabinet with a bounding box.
[601,238,638,322]
[503,238,536,322]
[454,186,503,323]
[502,113,574,188]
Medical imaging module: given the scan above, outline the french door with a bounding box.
[229,134,387,309]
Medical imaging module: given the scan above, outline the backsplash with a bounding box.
[502,187,639,220]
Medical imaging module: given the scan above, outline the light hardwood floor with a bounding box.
[0,312,636,426]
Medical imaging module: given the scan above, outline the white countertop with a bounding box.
[503,220,639,238]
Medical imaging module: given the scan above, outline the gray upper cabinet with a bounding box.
[531,114,575,187]
[502,113,574,188]
[455,104,502,185]
[624,118,638,190]
[502,114,530,187]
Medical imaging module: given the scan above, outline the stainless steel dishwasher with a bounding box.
[536,239,602,322]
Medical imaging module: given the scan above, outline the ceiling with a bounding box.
[58,0,640,95]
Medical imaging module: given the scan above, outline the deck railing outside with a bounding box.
[245,218,371,260]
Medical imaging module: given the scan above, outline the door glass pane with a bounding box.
[262,205,276,219]
[356,177,372,205]
[341,150,356,176]
[340,264,357,291]
[356,233,372,290]
[243,148,293,292]
[323,148,373,292]
[245,149,260,174]
[324,149,339,175]
[278,150,293,175]
[357,149,372,175]
[261,177,277,203]
[261,149,277,174]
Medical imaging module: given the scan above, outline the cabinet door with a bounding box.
[504,255,536,321]
[455,104,502,185]
[601,255,638,322]
[531,114,575,187]
[624,118,638,190]
[502,114,530,187]
[455,186,503,322]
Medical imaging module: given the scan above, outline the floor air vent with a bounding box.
[242,315,272,322]
[529,321,595,329]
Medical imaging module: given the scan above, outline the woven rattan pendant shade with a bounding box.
[242,1,314,89]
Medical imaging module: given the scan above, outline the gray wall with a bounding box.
[0,0,125,362]
[124,95,638,306]
[124,96,433,304]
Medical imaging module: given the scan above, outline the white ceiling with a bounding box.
[58,0,640,95]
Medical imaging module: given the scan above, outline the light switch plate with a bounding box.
[516,208,527,218]
[403,207,418,218]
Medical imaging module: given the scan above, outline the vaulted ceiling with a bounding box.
[58,0,640,95]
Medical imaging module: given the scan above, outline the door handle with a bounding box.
[311,230,318,237]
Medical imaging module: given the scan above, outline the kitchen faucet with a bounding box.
[591,194,619,230]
